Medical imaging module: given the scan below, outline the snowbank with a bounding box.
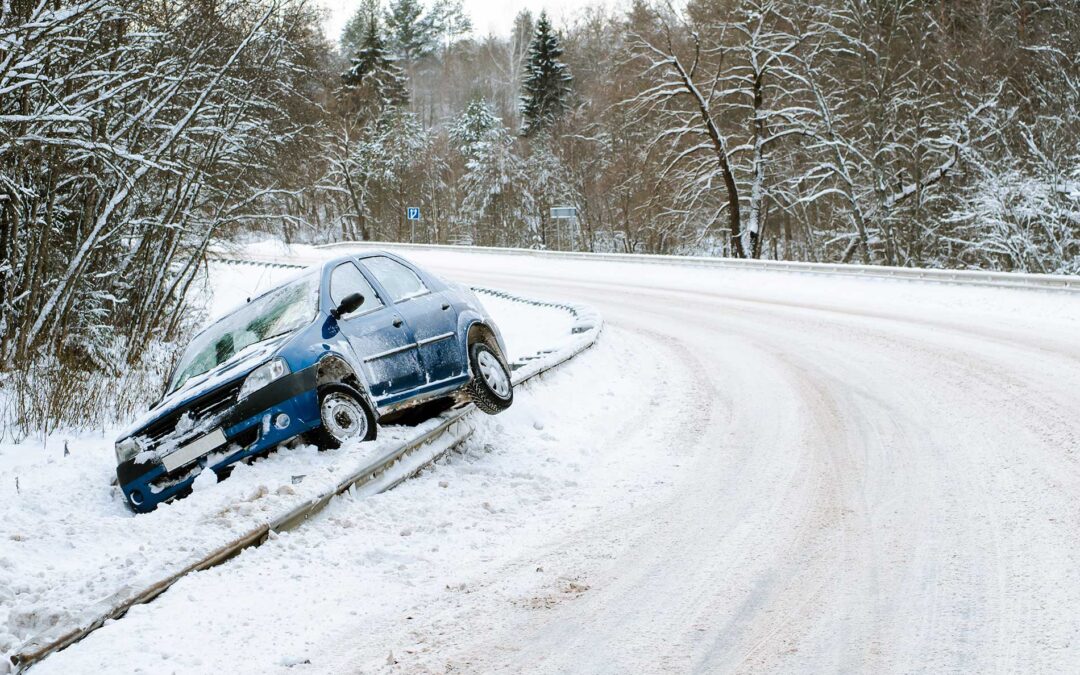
[0,260,587,666]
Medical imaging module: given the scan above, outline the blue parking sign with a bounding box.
[407,207,420,221]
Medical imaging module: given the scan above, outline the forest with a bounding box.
[1,0,1078,434]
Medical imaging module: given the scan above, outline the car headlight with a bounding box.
[238,358,290,400]
[116,437,140,464]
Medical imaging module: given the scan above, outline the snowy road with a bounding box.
[36,245,1080,673]
[346,248,1080,674]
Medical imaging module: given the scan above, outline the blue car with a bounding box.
[115,251,514,512]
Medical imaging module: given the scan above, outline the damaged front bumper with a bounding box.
[116,365,320,513]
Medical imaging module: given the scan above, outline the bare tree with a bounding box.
[628,7,747,257]
[0,0,333,435]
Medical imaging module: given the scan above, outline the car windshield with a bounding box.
[168,273,319,393]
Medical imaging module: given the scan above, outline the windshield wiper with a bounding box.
[261,327,299,342]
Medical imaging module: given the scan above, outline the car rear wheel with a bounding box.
[466,342,513,414]
[306,384,377,449]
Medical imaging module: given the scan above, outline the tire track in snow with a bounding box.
[365,254,1080,674]
[315,322,719,673]
[693,296,1080,672]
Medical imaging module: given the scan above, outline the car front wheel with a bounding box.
[466,342,513,414]
[306,384,377,449]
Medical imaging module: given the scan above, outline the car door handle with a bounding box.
[441,303,450,311]
[392,317,403,328]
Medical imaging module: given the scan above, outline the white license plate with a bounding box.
[162,428,227,472]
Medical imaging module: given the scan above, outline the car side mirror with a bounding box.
[331,292,365,319]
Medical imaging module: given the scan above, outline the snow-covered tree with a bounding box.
[385,0,437,64]
[790,0,1000,265]
[450,101,534,246]
[525,138,574,248]
[340,0,382,57]
[520,12,573,137]
[322,108,436,243]
[379,111,436,240]
[724,1,816,259]
[342,15,410,116]
[626,5,748,257]
[951,161,1080,274]
[474,9,534,129]
[450,99,503,148]
[949,71,1080,275]
[430,0,472,51]
[0,0,332,434]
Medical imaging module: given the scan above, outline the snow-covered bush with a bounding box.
[951,162,1080,274]
[0,337,187,442]
[0,0,327,432]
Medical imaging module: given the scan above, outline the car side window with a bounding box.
[329,262,383,318]
[362,256,429,303]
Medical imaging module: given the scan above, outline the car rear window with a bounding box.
[363,256,429,303]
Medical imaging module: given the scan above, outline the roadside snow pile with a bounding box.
[476,289,599,384]
[471,292,575,366]
[0,260,590,666]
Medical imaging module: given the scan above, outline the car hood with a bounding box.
[119,334,291,440]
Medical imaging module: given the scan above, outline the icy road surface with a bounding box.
[35,245,1080,673]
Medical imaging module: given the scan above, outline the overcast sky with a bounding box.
[319,0,602,43]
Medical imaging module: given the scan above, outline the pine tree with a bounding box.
[450,100,533,245]
[519,12,572,137]
[384,0,436,64]
[450,99,502,151]
[430,0,472,51]
[340,0,381,57]
[525,140,570,247]
[341,15,409,115]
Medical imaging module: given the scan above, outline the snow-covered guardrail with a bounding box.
[320,241,1080,293]
[7,262,602,674]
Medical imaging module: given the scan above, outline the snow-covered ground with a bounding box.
[9,242,1080,673]
[0,259,575,669]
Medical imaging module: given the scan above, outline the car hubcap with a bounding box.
[321,393,367,442]
[477,350,511,399]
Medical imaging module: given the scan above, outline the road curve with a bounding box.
[327,248,1080,674]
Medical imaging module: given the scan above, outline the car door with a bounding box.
[327,260,424,401]
[360,255,466,386]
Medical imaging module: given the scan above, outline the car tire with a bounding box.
[306,384,377,450]
[466,342,513,414]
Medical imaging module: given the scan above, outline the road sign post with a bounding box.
[550,206,579,251]
[407,207,420,242]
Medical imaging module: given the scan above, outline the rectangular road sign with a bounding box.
[550,206,577,219]
[407,207,420,220]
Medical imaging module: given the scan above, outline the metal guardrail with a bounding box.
[319,241,1080,293]
[8,268,603,674]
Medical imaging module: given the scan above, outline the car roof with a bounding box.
[221,249,409,312]
[319,249,399,269]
